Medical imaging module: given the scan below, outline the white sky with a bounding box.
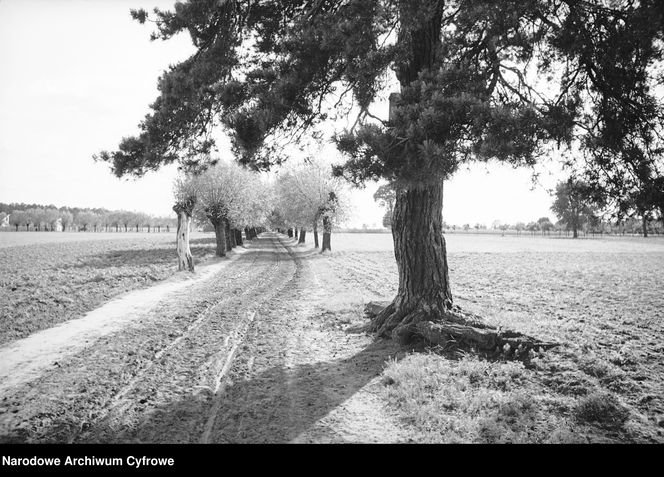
[0,0,563,228]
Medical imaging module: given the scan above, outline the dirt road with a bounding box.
[0,233,407,443]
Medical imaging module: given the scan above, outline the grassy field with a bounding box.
[0,232,217,345]
[312,232,664,442]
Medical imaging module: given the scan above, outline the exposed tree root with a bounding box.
[365,300,558,358]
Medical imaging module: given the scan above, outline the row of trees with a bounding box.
[270,161,348,251]
[0,206,176,232]
[172,158,348,271]
[551,178,664,238]
[172,161,272,271]
[373,176,663,239]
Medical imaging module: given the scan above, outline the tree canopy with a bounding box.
[275,159,348,230]
[373,184,395,212]
[555,1,664,224]
[96,1,631,183]
[551,178,597,237]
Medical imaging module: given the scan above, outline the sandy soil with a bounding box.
[0,233,409,443]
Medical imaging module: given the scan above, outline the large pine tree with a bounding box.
[96,1,663,347]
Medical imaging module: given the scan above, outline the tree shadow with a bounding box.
[53,235,312,272]
[57,245,217,270]
[14,338,403,444]
[125,339,401,443]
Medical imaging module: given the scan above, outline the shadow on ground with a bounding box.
[57,245,217,270]
[56,235,311,271]
[7,338,402,444]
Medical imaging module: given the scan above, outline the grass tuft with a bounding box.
[575,391,630,429]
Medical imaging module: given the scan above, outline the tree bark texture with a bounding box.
[321,216,332,252]
[313,222,319,248]
[370,183,453,341]
[235,228,243,246]
[225,220,233,251]
[298,228,306,244]
[213,221,227,257]
[175,209,195,272]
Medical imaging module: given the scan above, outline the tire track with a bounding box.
[199,235,303,443]
[76,234,298,443]
[81,253,263,423]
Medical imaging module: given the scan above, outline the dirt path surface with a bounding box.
[0,234,408,443]
[0,250,245,395]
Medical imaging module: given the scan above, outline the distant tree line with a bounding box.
[0,203,176,232]
[372,177,663,239]
[444,216,662,237]
[550,177,663,238]
[172,161,273,271]
[270,160,349,252]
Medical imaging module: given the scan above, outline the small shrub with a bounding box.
[578,356,612,378]
[575,392,629,429]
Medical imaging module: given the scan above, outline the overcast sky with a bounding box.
[0,0,564,228]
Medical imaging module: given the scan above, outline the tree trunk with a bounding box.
[294,228,299,239]
[225,220,233,251]
[313,222,319,248]
[287,228,293,238]
[298,228,306,244]
[321,216,332,252]
[230,226,237,248]
[235,228,243,246]
[642,216,648,237]
[366,183,558,352]
[370,183,452,341]
[175,209,195,272]
[213,221,227,257]
[573,226,578,239]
